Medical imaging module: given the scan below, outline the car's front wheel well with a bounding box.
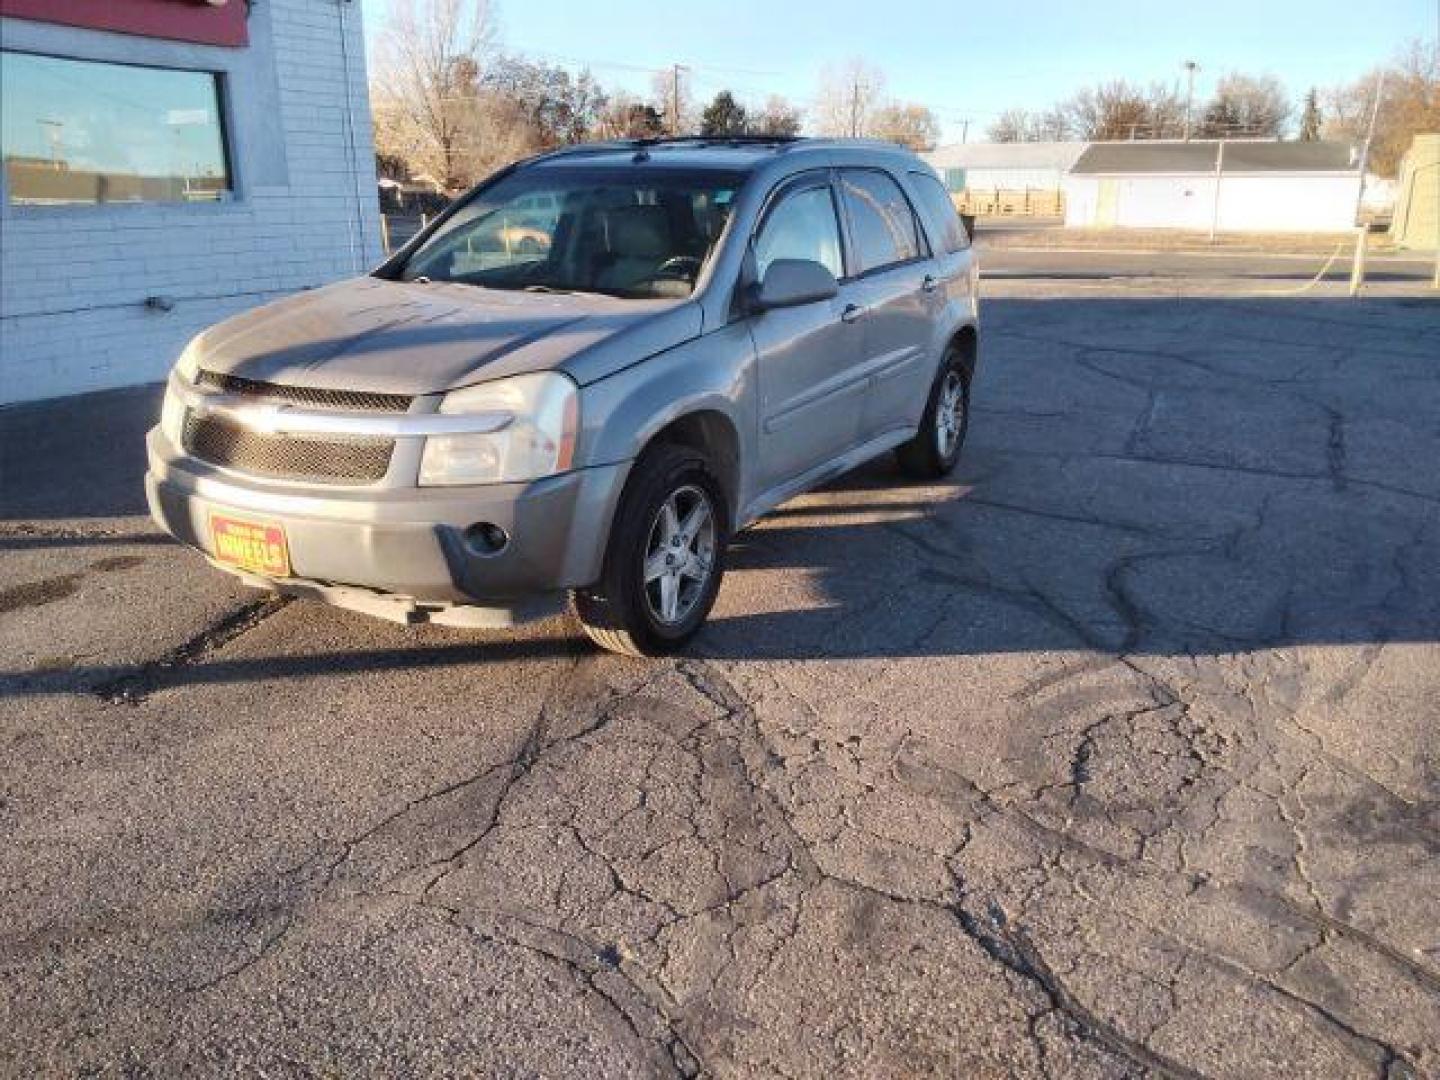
[949,325,978,383]
[643,410,740,519]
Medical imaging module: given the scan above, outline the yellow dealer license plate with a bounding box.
[210,513,291,578]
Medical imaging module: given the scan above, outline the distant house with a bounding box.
[1063,141,1361,233]
[923,142,1087,193]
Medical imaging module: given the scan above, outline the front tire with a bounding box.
[896,345,970,479]
[572,444,728,657]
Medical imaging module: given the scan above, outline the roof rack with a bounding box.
[635,135,804,147]
[530,135,804,161]
[521,135,910,169]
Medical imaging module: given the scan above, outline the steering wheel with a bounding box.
[651,255,702,280]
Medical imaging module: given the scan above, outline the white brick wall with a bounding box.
[0,0,383,404]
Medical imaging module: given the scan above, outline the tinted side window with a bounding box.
[909,172,969,253]
[754,184,843,280]
[839,170,921,273]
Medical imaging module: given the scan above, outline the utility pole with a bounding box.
[1348,68,1386,296]
[669,64,689,136]
[1352,68,1386,224]
[848,77,860,138]
[1183,60,1199,141]
[38,118,63,164]
[960,119,970,144]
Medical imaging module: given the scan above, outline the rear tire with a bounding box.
[572,444,728,657]
[896,344,970,479]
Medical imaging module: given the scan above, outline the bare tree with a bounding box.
[650,66,696,136]
[1057,79,1186,140]
[594,93,665,139]
[1062,81,1152,140]
[988,108,1035,143]
[1200,73,1292,138]
[1325,39,1439,176]
[1034,106,1073,141]
[484,57,609,146]
[1144,82,1188,139]
[455,90,547,176]
[871,102,941,150]
[752,95,803,138]
[814,58,887,137]
[372,0,497,191]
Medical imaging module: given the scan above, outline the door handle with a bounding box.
[921,275,940,294]
[840,303,866,324]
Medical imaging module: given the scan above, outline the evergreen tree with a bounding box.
[700,91,750,138]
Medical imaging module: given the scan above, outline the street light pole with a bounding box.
[1183,61,1199,141]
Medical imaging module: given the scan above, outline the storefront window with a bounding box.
[1,51,230,206]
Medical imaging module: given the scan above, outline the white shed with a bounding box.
[923,142,1087,193]
[1062,141,1361,233]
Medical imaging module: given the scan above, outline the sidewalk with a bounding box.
[976,223,1403,257]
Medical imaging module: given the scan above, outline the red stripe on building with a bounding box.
[0,0,248,48]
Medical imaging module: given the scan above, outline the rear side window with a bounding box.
[909,172,970,253]
[838,169,921,273]
[754,184,844,280]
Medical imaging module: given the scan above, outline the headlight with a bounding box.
[160,338,203,446]
[174,336,204,384]
[419,372,579,486]
[160,386,187,446]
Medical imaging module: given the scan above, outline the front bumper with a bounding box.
[146,426,629,619]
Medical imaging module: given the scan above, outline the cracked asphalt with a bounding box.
[2,274,1438,1078]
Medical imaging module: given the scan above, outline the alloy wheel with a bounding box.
[935,370,967,459]
[642,484,716,625]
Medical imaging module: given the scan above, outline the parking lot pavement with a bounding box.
[3,281,1438,1078]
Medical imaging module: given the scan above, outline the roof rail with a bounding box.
[528,135,805,160]
[518,135,911,169]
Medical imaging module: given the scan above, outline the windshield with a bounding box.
[397,166,746,299]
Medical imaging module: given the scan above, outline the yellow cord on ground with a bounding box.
[1256,241,1349,296]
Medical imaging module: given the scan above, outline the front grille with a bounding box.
[196,370,414,414]
[182,412,393,484]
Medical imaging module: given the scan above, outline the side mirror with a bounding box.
[751,258,839,312]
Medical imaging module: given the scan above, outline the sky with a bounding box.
[361,0,1439,144]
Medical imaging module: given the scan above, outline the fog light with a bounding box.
[464,522,509,556]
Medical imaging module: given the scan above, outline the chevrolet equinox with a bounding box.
[147,137,980,656]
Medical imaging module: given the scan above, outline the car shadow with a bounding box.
[1,293,1436,695]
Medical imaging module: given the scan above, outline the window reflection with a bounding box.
[1,51,230,206]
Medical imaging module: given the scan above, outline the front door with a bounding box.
[746,176,868,495]
[1096,178,1120,227]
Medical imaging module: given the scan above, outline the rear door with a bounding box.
[746,173,869,495]
[835,168,936,442]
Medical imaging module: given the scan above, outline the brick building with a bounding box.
[0,0,382,403]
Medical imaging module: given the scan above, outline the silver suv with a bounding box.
[147,137,979,656]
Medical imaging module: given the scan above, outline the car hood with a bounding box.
[193,276,702,394]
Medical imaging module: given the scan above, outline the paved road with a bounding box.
[2,278,1438,1077]
[980,244,1437,284]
